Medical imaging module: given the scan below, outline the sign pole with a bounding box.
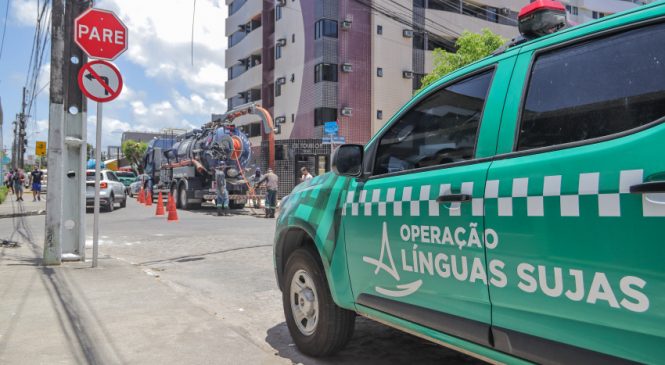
[92,102,102,268]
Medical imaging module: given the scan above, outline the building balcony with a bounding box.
[226,0,262,37]
[225,28,262,68]
[225,64,262,100]
[426,8,519,39]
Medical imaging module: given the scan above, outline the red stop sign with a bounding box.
[75,8,128,61]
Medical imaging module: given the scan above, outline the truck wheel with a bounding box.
[283,247,355,357]
[178,184,188,210]
[120,196,127,208]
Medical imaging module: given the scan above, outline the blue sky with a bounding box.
[1,0,228,158]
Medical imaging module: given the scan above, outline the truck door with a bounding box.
[486,21,665,364]
[344,57,514,347]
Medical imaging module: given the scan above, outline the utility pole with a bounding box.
[61,0,88,260]
[17,87,27,169]
[44,0,66,265]
[44,0,89,265]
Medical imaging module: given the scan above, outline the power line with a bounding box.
[0,0,10,62]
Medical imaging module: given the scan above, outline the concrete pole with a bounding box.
[44,0,66,265]
[92,103,102,268]
[61,0,88,261]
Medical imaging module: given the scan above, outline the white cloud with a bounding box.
[11,0,41,27]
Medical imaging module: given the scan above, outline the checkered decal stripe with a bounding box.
[343,170,665,217]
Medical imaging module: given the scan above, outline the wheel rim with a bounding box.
[289,269,319,336]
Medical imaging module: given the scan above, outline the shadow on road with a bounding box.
[265,317,486,365]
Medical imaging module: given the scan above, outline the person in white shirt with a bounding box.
[300,167,313,183]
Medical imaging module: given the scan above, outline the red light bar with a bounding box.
[519,0,565,18]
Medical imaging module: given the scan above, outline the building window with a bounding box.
[276,45,282,60]
[572,6,578,15]
[315,19,338,39]
[276,5,282,20]
[292,34,295,43]
[275,83,282,97]
[377,68,383,77]
[377,110,383,119]
[377,25,383,35]
[314,63,338,83]
[565,4,571,12]
[291,114,295,123]
[314,107,337,126]
[592,11,598,19]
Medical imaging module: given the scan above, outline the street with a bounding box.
[0,197,483,364]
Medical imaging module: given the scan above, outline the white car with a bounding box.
[85,169,127,212]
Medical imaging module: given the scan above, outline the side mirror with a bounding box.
[332,144,364,177]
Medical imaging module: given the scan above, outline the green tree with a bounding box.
[121,140,148,173]
[419,29,506,91]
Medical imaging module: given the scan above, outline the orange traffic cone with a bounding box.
[155,192,165,216]
[138,187,144,203]
[146,190,152,206]
[166,192,175,212]
[167,195,178,222]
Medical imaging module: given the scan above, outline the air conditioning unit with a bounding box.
[277,38,287,47]
[341,107,353,117]
[276,77,286,85]
[276,0,286,6]
[500,7,511,15]
[275,116,287,124]
[402,29,414,38]
[341,63,353,73]
[402,70,414,79]
[341,16,353,30]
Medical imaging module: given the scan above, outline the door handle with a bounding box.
[629,181,665,194]
[437,194,472,203]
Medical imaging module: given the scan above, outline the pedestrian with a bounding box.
[30,166,44,202]
[300,167,313,183]
[12,168,25,201]
[215,164,230,216]
[4,171,13,195]
[257,168,278,218]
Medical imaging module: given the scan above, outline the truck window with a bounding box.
[518,22,665,151]
[373,69,494,175]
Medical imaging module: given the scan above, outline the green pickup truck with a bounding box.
[273,2,665,364]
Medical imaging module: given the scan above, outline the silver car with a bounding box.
[86,170,127,212]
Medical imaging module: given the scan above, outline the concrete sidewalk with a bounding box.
[0,218,285,364]
[0,193,46,219]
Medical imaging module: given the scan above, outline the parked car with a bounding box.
[115,171,138,193]
[86,169,127,212]
[128,174,148,197]
[273,2,665,364]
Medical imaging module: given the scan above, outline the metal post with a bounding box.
[92,103,102,268]
[44,0,66,265]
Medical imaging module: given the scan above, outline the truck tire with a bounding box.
[283,247,355,357]
[178,184,188,210]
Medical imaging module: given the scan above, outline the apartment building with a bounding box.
[560,0,653,23]
[225,0,527,195]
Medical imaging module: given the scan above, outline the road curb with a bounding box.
[0,210,46,219]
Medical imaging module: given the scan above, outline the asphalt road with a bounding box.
[6,198,486,364]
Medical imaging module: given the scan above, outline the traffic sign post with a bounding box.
[323,121,342,169]
[78,59,123,268]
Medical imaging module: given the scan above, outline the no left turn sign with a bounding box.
[78,60,123,103]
